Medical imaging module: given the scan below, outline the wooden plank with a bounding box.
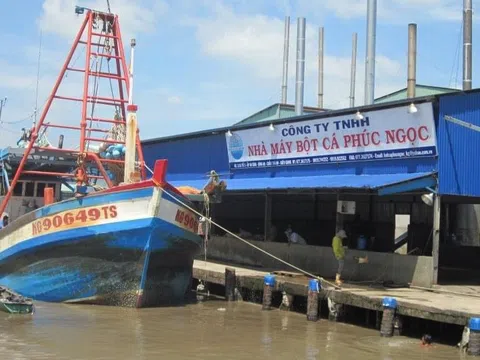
[271,270,306,278]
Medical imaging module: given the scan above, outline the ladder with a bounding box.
[0,7,146,216]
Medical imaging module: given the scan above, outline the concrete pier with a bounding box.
[192,260,480,326]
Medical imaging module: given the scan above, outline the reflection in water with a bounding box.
[305,321,319,360]
[281,313,289,331]
[0,299,467,359]
[261,311,272,357]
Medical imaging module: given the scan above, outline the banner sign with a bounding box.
[226,102,437,170]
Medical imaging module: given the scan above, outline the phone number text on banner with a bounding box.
[226,102,438,169]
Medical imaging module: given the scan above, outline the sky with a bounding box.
[0,0,474,148]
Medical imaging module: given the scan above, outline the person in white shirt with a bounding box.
[285,227,307,245]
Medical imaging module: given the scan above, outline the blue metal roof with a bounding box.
[170,172,436,195]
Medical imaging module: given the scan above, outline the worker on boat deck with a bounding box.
[332,229,348,286]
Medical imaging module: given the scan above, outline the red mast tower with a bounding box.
[0,6,146,216]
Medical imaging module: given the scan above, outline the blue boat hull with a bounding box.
[0,185,203,307]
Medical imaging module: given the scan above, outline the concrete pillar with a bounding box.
[225,267,236,301]
[264,193,272,241]
[380,297,397,337]
[306,279,320,321]
[468,318,480,356]
[262,274,276,310]
[432,195,441,284]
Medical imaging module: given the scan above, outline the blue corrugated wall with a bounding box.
[438,92,480,196]
[143,134,230,181]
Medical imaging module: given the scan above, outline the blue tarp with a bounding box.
[170,172,436,195]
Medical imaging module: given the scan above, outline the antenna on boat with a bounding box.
[124,38,139,184]
[33,30,42,128]
[0,97,7,124]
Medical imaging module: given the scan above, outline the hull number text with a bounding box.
[32,205,118,236]
[174,209,198,232]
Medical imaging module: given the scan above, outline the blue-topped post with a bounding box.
[307,279,321,321]
[262,274,276,310]
[468,317,480,356]
[380,297,397,337]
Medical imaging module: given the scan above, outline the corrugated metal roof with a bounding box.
[142,94,440,145]
[374,84,460,104]
[170,172,434,193]
[142,87,480,146]
[233,103,325,126]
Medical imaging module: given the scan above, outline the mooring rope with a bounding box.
[142,165,339,290]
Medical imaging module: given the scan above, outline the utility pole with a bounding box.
[349,33,358,108]
[295,17,306,116]
[0,97,7,123]
[463,0,472,90]
[281,16,290,104]
[364,0,377,105]
[317,27,324,108]
[407,24,417,98]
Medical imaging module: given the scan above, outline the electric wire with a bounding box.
[449,21,463,89]
[2,48,85,126]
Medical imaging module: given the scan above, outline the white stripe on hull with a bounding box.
[0,186,200,254]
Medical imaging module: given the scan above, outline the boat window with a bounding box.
[25,182,35,197]
[36,182,46,197]
[13,182,23,196]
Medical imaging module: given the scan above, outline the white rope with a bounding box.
[143,165,339,289]
[196,192,210,292]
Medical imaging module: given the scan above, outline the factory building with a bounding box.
[142,87,480,288]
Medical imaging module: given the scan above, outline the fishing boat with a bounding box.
[0,286,34,314]
[0,6,224,307]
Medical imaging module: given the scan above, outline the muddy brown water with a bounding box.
[0,299,468,359]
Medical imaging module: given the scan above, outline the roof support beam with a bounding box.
[377,175,437,196]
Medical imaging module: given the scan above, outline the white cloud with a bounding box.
[0,0,469,147]
[167,96,182,104]
[276,0,465,23]
[37,0,168,41]
[0,0,171,148]
[187,4,406,109]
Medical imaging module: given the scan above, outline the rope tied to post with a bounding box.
[143,164,340,290]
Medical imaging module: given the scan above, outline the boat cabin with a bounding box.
[0,179,63,222]
[0,146,80,223]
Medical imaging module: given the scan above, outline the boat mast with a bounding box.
[0,7,146,217]
[124,39,138,184]
[34,31,42,127]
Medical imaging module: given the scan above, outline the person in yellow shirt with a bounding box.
[332,229,347,286]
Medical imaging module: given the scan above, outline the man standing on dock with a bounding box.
[332,230,347,286]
